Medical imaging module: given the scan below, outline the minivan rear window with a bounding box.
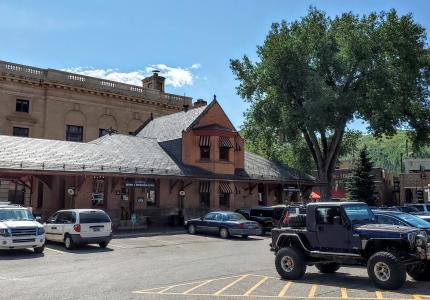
[79,212,111,223]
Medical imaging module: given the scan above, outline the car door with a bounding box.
[45,212,59,241]
[316,206,351,250]
[50,212,66,242]
[198,213,216,233]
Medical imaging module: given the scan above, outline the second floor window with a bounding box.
[12,127,29,137]
[16,99,29,113]
[66,125,84,142]
[199,136,211,160]
[219,137,233,161]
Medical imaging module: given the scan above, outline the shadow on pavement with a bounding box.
[0,249,44,260]
[46,241,114,254]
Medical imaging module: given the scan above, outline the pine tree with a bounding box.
[347,147,376,205]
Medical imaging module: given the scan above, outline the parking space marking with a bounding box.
[278,281,293,297]
[133,273,430,300]
[243,276,268,296]
[308,284,318,298]
[45,247,66,254]
[214,274,249,295]
[341,288,348,299]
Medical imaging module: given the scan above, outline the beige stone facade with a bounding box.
[0,60,192,141]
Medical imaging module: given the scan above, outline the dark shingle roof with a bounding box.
[137,105,207,142]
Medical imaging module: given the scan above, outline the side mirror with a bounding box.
[35,216,42,223]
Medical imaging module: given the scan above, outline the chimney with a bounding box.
[142,70,165,92]
[194,99,207,108]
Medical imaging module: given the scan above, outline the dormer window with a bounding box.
[219,137,233,161]
[199,136,210,160]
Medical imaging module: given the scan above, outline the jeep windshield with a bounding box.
[0,209,35,221]
[344,204,376,223]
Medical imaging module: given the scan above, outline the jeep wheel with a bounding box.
[188,224,196,235]
[316,262,340,273]
[64,235,75,250]
[367,252,406,290]
[33,245,45,254]
[407,263,430,281]
[219,227,229,239]
[275,247,307,280]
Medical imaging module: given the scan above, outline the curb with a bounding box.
[113,229,186,239]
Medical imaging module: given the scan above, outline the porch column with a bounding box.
[210,180,219,209]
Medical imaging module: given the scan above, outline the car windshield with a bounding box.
[225,213,247,221]
[412,205,425,212]
[344,205,375,223]
[0,208,34,221]
[397,213,430,228]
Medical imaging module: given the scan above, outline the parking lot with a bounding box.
[0,234,429,300]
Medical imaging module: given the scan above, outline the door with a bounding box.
[46,212,65,242]
[199,212,217,233]
[315,206,351,250]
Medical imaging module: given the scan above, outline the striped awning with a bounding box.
[219,136,233,148]
[219,182,233,194]
[199,136,210,147]
[199,181,210,193]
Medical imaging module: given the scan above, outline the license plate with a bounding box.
[93,227,100,232]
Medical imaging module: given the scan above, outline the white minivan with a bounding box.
[44,209,112,250]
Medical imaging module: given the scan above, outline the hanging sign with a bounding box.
[125,179,155,188]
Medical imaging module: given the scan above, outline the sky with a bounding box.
[0,0,429,131]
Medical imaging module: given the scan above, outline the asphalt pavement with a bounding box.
[0,234,429,300]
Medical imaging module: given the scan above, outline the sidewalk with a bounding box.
[113,226,186,238]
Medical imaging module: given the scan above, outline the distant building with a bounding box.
[399,158,430,203]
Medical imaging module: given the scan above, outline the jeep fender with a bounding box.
[276,233,310,253]
[364,238,409,257]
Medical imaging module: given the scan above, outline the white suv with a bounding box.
[44,209,112,250]
[0,203,45,253]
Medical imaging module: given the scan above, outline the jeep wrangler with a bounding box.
[270,202,430,290]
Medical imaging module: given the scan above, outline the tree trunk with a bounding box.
[318,171,332,201]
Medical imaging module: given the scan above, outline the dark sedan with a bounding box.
[185,211,262,238]
[374,210,430,235]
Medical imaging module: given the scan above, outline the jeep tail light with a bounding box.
[283,212,289,225]
[73,224,81,232]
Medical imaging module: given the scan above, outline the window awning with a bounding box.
[199,181,210,193]
[219,182,233,194]
[219,136,233,148]
[199,136,210,147]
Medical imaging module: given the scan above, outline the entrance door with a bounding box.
[315,206,351,250]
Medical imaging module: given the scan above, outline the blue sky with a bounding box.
[1,0,429,130]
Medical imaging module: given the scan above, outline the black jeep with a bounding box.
[271,202,430,290]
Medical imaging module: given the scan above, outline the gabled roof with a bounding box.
[136,105,207,142]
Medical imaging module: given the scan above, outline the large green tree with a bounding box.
[347,147,376,205]
[231,8,430,199]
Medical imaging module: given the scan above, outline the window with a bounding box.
[16,99,29,113]
[219,193,230,208]
[12,127,29,137]
[57,212,76,224]
[377,215,404,226]
[92,177,105,207]
[66,125,84,142]
[204,212,217,220]
[200,146,210,160]
[99,128,109,137]
[219,147,229,161]
[316,207,341,225]
[146,189,156,206]
[343,204,376,222]
[79,211,111,223]
[200,192,210,208]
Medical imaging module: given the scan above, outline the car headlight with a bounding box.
[408,232,417,245]
[0,228,10,237]
[37,227,45,235]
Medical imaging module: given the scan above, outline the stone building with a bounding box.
[0,100,315,229]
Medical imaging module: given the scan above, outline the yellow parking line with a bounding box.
[308,284,318,298]
[213,274,248,295]
[182,279,214,295]
[341,288,348,299]
[45,247,66,254]
[375,291,384,299]
[243,276,268,296]
[278,282,292,297]
[158,285,175,294]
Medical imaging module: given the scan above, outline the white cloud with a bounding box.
[62,63,201,88]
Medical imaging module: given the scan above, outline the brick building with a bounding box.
[0,100,315,228]
[399,158,430,203]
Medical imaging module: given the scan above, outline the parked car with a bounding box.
[0,202,45,253]
[185,211,261,238]
[44,209,112,250]
[271,202,430,290]
[405,203,430,215]
[236,207,274,234]
[398,206,423,215]
[374,210,430,235]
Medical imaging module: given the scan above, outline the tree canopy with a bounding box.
[231,7,430,199]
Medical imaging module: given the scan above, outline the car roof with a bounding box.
[55,209,106,213]
[307,201,367,207]
[210,211,238,214]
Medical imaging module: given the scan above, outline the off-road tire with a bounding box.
[188,224,196,235]
[275,247,307,280]
[407,262,430,281]
[242,235,249,239]
[316,262,341,273]
[219,227,229,239]
[99,241,109,248]
[288,215,307,228]
[64,234,75,250]
[33,245,45,254]
[367,252,406,290]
